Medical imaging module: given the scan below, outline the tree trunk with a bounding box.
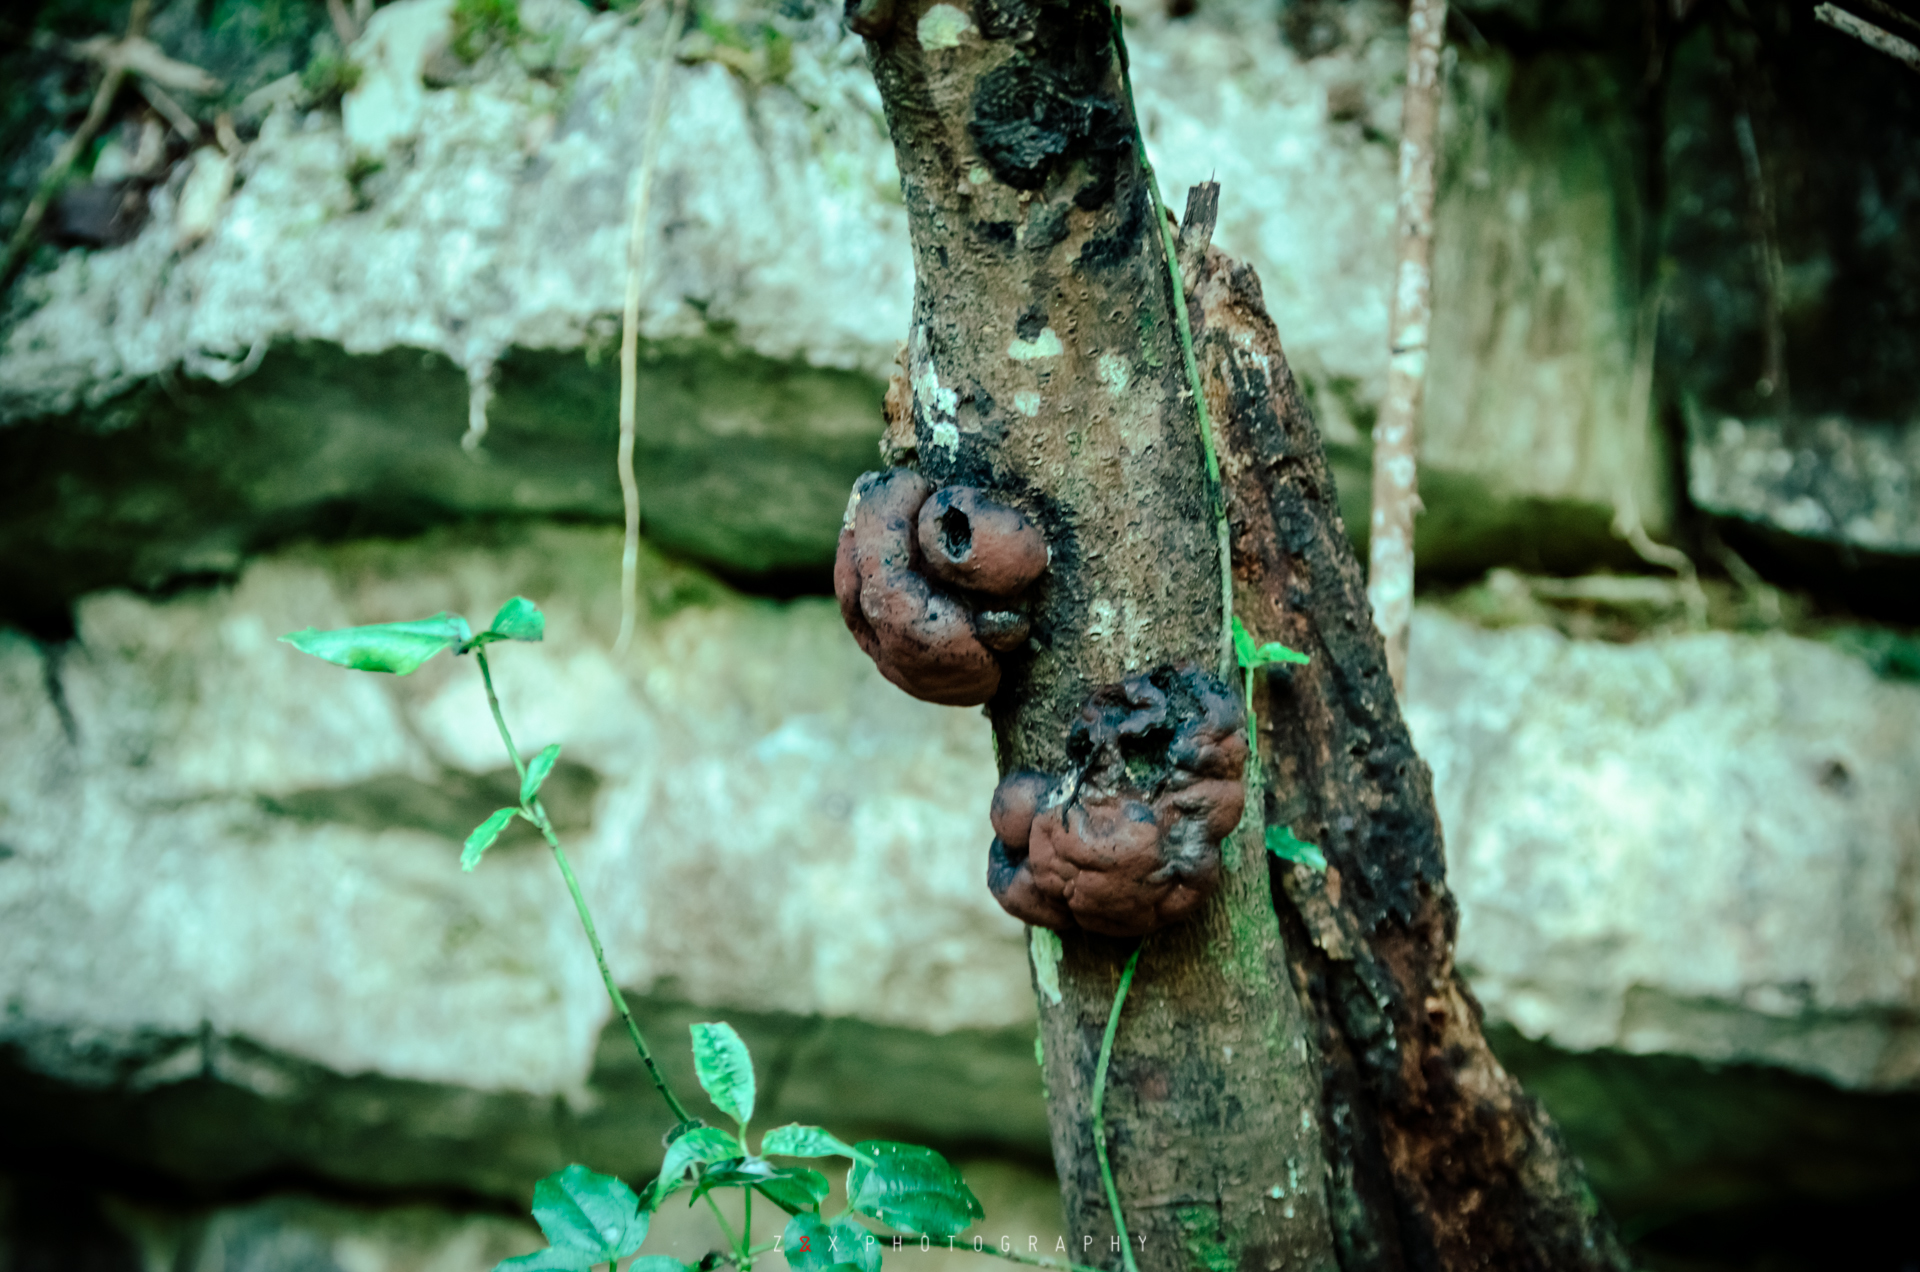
[851,1,1630,1268]
[1189,239,1630,1272]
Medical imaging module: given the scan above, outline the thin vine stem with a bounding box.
[473,647,693,1126]
[1107,4,1235,679]
[614,0,692,657]
[703,1190,747,1268]
[714,1238,783,1268]
[742,1179,754,1268]
[1091,946,1144,1272]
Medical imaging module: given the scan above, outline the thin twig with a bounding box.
[0,0,152,292]
[613,0,689,656]
[1852,0,1920,37]
[137,77,200,140]
[326,0,362,46]
[1815,3,1920,71]
[1367,0,1447,696]
[702,1190,747,1268]
[1090,946,1143,1272]
[473,647,693,1125]
[1614,281,1708,627]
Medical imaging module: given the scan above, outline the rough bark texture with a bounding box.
[857,0,1628,1268]
[1186,241,1632,1271]
[859,0,1335,1268]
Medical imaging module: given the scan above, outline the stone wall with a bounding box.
[2,0,1918,1267]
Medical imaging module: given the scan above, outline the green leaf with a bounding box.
[521,1165,649,1265]
[760,1125,874,1165]
[280,613,472,675]
[1232,616,1310,669]
[783,1214,882,1272]
[690,1022,756,1127]
[462,807,521,871]
[493,1246,598,1272]
[847,1142,983,1238]
[651,1126,744,1204]
[1266,824,1328,872]
[1232,616,1257,669]
[1253,641,1311,667]
[489,596,546,643]
[522,743,562,805]
[685,1157,827,1216]
[687,1154,779,1207]
[751,1166,832,1215]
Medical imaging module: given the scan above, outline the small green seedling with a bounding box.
[1231,615,1311,724]
[1230,617,1326,874]
[283,599,1063,1272]
[1264,824,1328,872]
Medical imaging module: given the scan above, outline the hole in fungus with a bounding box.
[939,505,974,560]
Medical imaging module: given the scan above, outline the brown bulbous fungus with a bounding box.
[990,769,1054,846]
[835,467,1050,707]
[916,486,1049,597]
[984,666,1246,937]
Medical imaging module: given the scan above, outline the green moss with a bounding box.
[684,14,796,85]
[1822,625,1920,682]
[301,40,364,104]
[1173,1205,1237,1272]
[451,0,524,63]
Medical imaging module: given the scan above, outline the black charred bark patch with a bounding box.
[967,0,1131,201]
[976,220,1019,249]
[1024,201,1072,253]
[1075,181,1149,269]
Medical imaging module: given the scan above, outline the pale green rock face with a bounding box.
[5,523,1919,1233]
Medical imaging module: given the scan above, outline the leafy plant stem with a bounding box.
[475,648,528,786]
[473,648,693,1126]
[715,1239,782,1268]
[1107,4,1234,681]
[702,1191,747,1267]
[743,1181,754,1267]
[1090,945,1143,1272]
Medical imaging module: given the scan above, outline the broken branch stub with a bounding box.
[987,665,1245,937]
[834,466,1049,706]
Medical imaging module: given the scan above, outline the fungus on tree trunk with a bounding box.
[988,665,1245,936]
[834,467,1049,705]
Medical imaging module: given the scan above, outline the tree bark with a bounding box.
[853,1,1630,1268]
[1187,236,1631,1272]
